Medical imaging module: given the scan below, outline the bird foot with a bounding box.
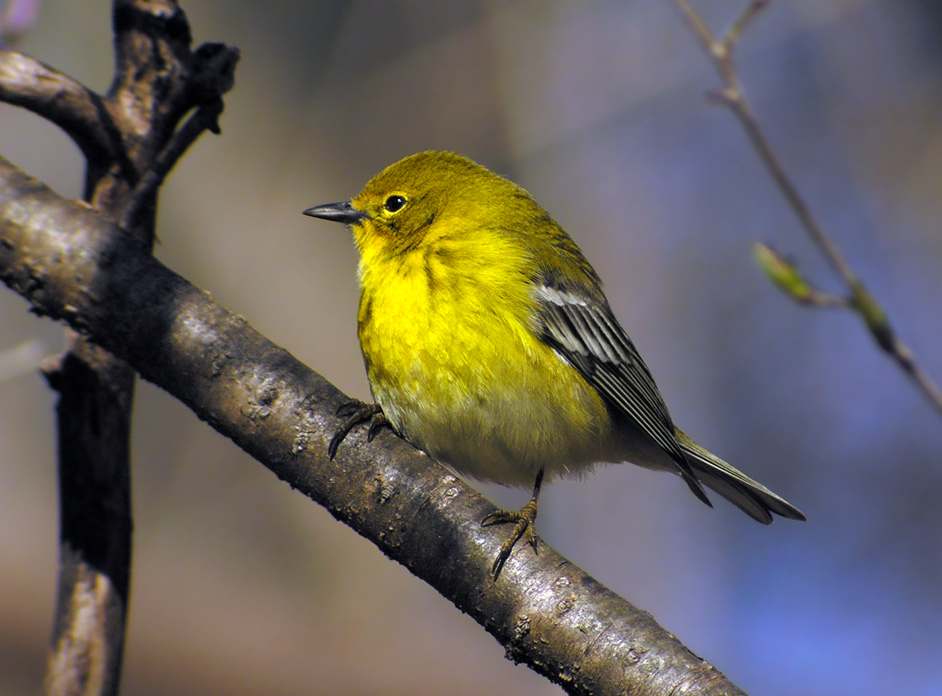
[481,497,540,579]
[328,400,389,459]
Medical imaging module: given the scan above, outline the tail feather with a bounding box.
[675,430,806,524]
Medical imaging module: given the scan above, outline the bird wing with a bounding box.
[533,283,711,505]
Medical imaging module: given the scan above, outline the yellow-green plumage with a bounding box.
[305,151,804,575]
[351,153,614,486]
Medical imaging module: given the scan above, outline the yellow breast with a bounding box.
[355,228,614,487]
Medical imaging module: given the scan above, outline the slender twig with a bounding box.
[120,98,224,230]
[0,49,117,163]
[676,0,942,413]
[118,40,237,231]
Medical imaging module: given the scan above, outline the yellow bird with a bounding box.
[305,151,804,577]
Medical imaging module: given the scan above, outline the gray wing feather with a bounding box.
[533,283,806,523]
[534,284,711,505]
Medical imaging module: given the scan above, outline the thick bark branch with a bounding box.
[40,347,132,696]
[1,3,239,694]
[0,157,747,696]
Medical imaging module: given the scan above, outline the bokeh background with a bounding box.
[2,1,942,694]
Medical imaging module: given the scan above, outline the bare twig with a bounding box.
[676,0,942,413]
[120,41,238,230]
[0,49,119,164]
[120,98,224,230]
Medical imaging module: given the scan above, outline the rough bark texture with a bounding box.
[39,345,133,696]
[0,156,747,696]
[0,2,238,693]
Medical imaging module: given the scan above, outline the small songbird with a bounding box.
[305,151,805,577]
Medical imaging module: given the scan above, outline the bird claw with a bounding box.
[327,401,387,460]
[366,412,390,442]
[482,498,540,579]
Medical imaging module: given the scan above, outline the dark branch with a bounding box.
[0,156,748,696]
[119,92,229,230]
[0,49,117,163]
[2,3,240,694]
[40,344,133,696]
[118,40,238,230]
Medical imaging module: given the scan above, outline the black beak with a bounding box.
[303,200,369,224]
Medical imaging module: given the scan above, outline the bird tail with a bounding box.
[675,429,806,524]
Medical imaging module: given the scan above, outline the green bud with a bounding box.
[753,243,814,304]
[850,283,895,353]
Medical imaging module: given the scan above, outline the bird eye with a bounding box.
[384,195,407,213]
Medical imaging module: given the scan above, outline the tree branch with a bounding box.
[0,155,748,696]
[1,2,239,694]
[676,0,942,414]
[0,49,118,164]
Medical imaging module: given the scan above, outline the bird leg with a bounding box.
[481,468,544,579]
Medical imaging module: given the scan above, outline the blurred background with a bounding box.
[2,0,942,694]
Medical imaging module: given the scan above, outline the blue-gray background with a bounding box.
[2,1,941,694]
